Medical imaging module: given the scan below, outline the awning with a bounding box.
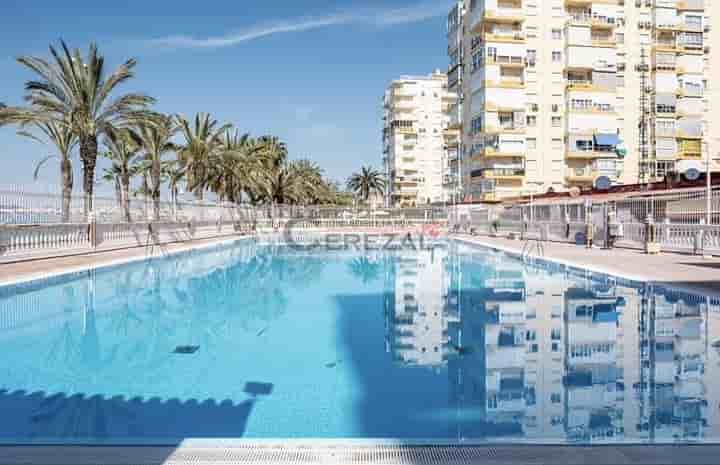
[594,133,620,147]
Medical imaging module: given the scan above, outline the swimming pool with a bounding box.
[0,238,719,444]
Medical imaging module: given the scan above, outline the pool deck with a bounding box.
[455,234,720,297]
[0,235,251,287]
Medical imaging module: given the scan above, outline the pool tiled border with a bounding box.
[453,236,720,305]
[0,236,255,294]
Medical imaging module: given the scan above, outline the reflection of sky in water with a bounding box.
[0,240,718,443]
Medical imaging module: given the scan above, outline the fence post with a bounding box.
[645,213,660,255]
[88,210,97,249]
[585,200,593,249]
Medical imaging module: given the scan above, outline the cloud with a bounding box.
[143,1,451,50]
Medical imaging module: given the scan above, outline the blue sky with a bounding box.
[0,0,453,193]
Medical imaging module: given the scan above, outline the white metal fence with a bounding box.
[451,186,720,255]
[0,185,259,225]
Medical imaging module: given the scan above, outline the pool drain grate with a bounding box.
[173,345,200,354]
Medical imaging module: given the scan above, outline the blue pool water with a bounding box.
[0,238,719,444]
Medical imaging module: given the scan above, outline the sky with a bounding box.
[0,0,453,194]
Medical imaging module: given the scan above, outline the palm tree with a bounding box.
[347,166,386,203]
[102,128,141,222]
[161,159,186,218]
[133,114,178,220]
[288,159,327,204]
[202,129,262,203]
[176,113,232,200]
[17,120,77,222]
[0,41,155,216]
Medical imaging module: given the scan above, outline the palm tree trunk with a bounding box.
[79,134,98,219]
[171,184,178,221]
[151,158,161,221]
[121,173,131,223]
[60,157,73,223]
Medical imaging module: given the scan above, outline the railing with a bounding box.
[450,187,720,256]
[0,185,249,225]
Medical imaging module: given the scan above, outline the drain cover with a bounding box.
[173,345,199,354]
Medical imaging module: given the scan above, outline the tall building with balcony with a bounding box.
[455,0,715,202]
[447,1,466,203]
[382,72,458,207]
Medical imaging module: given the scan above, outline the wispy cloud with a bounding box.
[143,1,451,50]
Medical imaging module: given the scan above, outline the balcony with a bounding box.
[487,55,526,68]
[484,124,526,135]
[566,150,612,160]
[568,13,617,30]
[565,167,598,183]
[566,80,614,93]
[484,31,526,44]
[484,76,525,89]
[484,169,526,180]
[483,148,526,159]
[469,3,526,33]
[568,103,617,115]
[678,0,705,11]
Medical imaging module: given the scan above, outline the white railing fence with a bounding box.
[450,186,720,256]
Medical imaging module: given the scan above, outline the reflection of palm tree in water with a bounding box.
[347,257,382,285]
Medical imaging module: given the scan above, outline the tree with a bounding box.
[17,120,77,222]
[133,114,178,220]
[0,41,154,216]
[176,113,232,200]
[102,128,142,222]
[161,159,186,218]
[347,166,386,202]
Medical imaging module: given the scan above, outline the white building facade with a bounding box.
[450,0,718,202]
[382,72,459,207]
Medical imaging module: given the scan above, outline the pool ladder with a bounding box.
[521,237,544,261]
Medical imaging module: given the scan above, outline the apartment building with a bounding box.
[382,72,458,207]
[450,0,717,202]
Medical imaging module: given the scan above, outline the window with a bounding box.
[526,115,537,127]
[526,49,537,67]
[552,51,562,63]
[552,29,562,40]
[470,116,483,135]
[685,15,702,31]
[551,342,560,352]
[551,393,561,404]
[471,50,484,72]
[576,139,593,151]
[551,116,562,127]
[551,328,561,340]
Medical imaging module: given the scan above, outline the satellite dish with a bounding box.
[685,168,701,181]
[595,176,612,191]
[569,187,581,198]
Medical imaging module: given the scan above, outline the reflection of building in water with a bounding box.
[483,255,527,434]
[563,284,624,442]
[387,243,720,443]
[523,267,567,440]
[388,248,456,367]
[633,289,710,442]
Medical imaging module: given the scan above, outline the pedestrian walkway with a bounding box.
[455,234,720,297]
